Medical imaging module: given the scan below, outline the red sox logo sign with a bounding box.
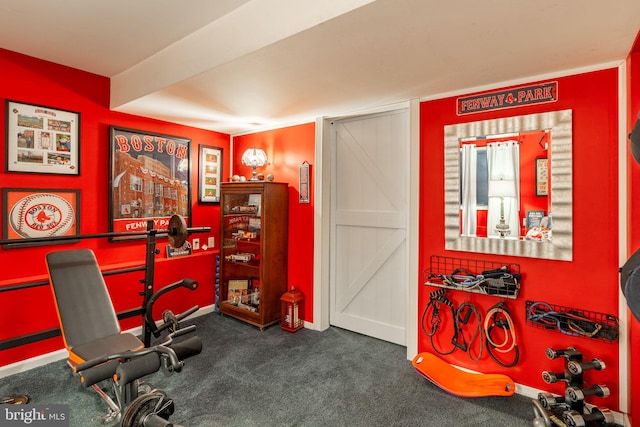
[9,193,75,238]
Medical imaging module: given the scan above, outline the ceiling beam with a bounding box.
[111,0,374,109]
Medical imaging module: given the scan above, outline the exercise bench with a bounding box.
[46,248,202,427]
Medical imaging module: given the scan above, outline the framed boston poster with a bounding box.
[109,126,191,239]
[5,100,80,175]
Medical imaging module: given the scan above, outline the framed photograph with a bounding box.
[5,100,80,175]
[198,145,223,204]
[2,188,80,248]
[535,157,548,196]
[109,126,191,238]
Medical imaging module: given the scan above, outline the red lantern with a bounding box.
[280,287,305,332]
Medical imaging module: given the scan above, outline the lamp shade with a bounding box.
[241,148,267,167]
[488,179,516,198]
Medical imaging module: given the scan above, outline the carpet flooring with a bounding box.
[0,313,536,426]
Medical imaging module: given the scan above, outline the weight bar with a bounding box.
[0,215,210,249]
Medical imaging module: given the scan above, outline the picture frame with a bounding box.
[535,157,548,196]
[109,126,191,239]
[5,100,80,175]
[198,145,223,204]
[299,161,310,203]
[2,188,80,248]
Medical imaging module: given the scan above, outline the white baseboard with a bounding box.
[0,349,68,380]
[0,304,216,380]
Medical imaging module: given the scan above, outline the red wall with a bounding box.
[232,124,316,322]
[627,33,640,424]
[0,49,230,367]
[420,69,621,410]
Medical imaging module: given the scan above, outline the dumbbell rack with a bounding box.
[533,347,616,427]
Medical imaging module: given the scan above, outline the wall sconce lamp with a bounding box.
[488,179,516,238]
[241,148,267,181]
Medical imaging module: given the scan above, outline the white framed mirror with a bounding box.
[444,109,572,260]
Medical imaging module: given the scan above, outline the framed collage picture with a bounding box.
[198,145,223,204]
[5,100,80,175]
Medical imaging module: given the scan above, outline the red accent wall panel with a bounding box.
[231,123,316,322]
[420,69,621,410]
[627,41,640,423]
[0,48,230,367]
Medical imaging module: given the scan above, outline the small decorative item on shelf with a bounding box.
[225,252,254,262]
[241,148,268,181]
[280,287,305,333]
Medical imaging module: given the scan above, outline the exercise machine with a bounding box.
[25,215,210,426]
[47,248,202,426]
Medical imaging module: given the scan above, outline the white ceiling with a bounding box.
[1,0,639,135]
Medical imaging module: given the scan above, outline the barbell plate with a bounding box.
[167,215,188,248]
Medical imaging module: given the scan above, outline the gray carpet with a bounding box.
[1,313,535,426]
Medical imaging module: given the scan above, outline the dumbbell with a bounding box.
[567,358,605,375]
[562,407,614,427]
[545,347,577,359]
[542,370,568,384]
[538,392,566,410]
[565,384,610,403]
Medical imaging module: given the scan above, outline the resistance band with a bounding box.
[484,302,519,368]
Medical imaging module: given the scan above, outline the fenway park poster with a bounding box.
[109,126,191,236]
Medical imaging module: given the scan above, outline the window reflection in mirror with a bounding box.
[459,129,550,241]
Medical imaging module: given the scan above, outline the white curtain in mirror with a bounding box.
[460,144,477,236]
[486,141,520,238]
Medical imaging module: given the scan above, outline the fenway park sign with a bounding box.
[457,81,558,115]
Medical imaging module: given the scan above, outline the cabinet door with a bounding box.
[220,191,263,321]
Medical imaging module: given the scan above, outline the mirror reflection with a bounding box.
[459,129,551,241]
[444,109,572,261]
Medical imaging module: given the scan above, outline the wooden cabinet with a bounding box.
[219,182,288,329]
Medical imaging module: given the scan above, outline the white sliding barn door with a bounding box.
[329,108,408,345]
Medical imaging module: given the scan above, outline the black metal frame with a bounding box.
[0,219,210,351]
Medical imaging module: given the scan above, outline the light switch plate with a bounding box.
[208,237,215,247]
[193,238,200,250]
